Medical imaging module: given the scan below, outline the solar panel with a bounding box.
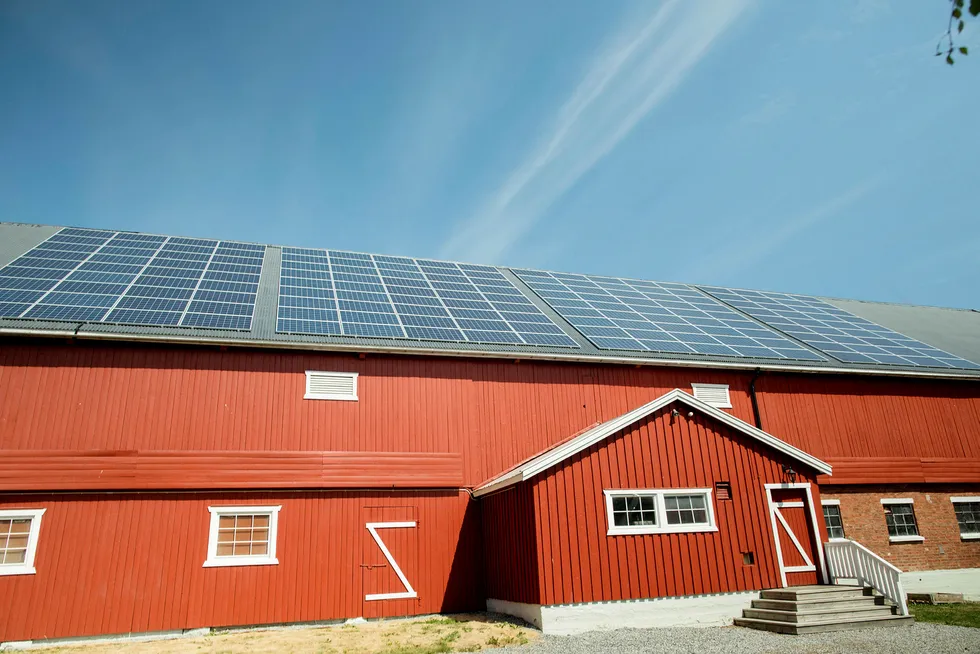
[513,270,826,361]
[699,286,980,370]
[276,249,578,347]
[0,228,265,330]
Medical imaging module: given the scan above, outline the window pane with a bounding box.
[884,504,918,537]
[236,515,253,529]
[664,494,710,527]
[612,497,626,512]
[233,543,250,556]
[6,535,28,550]
[252,542,269,555]
[4,549,27,564]
[613,512,628,526]
[217,530,234,543]
[252,528,269,542]
[10,520,31,534]
[639,496,654,511]
[218,516,235,529]
[626,496,640,511]
[954,502,980,536]
[253,515,270,528]
[823,505,845,539]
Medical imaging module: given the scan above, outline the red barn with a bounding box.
[0,222,977,644]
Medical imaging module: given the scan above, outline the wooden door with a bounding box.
[768,487,821,587]
[361,505,419,619]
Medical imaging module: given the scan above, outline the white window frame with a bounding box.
[690,383,732,408]
[204,505,281,568]
[820,499,847,542]
[951,496,980,540]
[880,498,924,543]
[0,508,45,576]
[304,371,358,401]
[604,488,717,536]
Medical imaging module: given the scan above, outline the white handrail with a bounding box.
[824,539,909,616]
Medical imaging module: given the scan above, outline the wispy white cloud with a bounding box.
[739,91,797,126]
[681,176,884,281]
[440,0,754,263]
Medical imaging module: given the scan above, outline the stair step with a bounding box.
[742,605,895,624]
[760,586,868,602]
[734,614,913,635]
[752,597,885,611]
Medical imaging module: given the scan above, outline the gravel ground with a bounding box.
[493,623,980,654]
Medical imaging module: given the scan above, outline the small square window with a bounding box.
[605,489,716,535]
[822,502,846,540]
[882,500,922,542]
[952,497,980,539]
[0,509,45,576]
[205,506,281,567]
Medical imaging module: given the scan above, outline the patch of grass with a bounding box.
[420,617,458,625]
[380,641,452,654]
[910,602,980,628]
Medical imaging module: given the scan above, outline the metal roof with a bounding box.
[1,221,978,381]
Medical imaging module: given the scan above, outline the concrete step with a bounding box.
[734,614,914,635]
[751,596,885,611]
[742,605,896,624]
[760,586,869,602]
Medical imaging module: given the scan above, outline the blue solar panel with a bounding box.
[0,228,265,331]
[699,287,980,369]
[513,270,826,361]
[276,249,578,347]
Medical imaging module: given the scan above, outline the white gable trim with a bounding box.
[473,389,831,497]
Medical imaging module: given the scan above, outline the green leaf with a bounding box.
[960,19,966,32]
[953,7,962,18]
[948,53,956,64]
[970,0,980,16]
[960,46,969,54]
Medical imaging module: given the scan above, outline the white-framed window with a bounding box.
[304,371,358,401]
[690,383,731,408]
[881,498,924,543]
[951,497,980,540]
[604,488,717,536]
[204,506,281,567]
[821,499,846,540]
[0,508,45,576]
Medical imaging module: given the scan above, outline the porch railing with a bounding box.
[824,539,909,616]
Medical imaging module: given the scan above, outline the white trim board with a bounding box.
[474,389,831,497]
[489,592,760,635]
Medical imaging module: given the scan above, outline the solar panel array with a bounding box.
[277,249,578,347]
[0,228,265,330]
[513,270,826,361]
[700,286,980,369]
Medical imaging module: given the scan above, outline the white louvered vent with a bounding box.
[691,383,731,409]
[305,371,358,401]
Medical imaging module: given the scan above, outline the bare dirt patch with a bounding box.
[42,614,538,654]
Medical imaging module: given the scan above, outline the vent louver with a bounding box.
[691,383,731,408]
[305,371,358,401]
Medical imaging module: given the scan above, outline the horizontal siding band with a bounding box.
[0,450,463,491]
[817,457,980,485]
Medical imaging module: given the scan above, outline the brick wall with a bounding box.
[821,485,980,572]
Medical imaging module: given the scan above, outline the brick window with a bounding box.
[881,499,923,543]
[822,500,846,540]
[205,506,281,567]
[952,497,980,540]
[0,509,45,576]
[604,488,717,536]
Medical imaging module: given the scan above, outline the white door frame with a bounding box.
[764,483,828,587]
[364,521,418,601]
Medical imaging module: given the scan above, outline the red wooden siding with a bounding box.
[481,484,540,605]
[4,341,978,491]
[818,457,980,485]
[525,406,822,606]
[755,374,980,461]
[0,491,482,643]
[0,451,463,491]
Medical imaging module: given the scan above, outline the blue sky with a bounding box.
[1,0,977,309]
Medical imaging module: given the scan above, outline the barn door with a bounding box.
[766,486,821,587]
[361,506,419,619]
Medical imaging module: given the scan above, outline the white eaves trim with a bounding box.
[473,389,832,497]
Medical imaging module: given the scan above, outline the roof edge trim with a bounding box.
[472,389,832,497]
